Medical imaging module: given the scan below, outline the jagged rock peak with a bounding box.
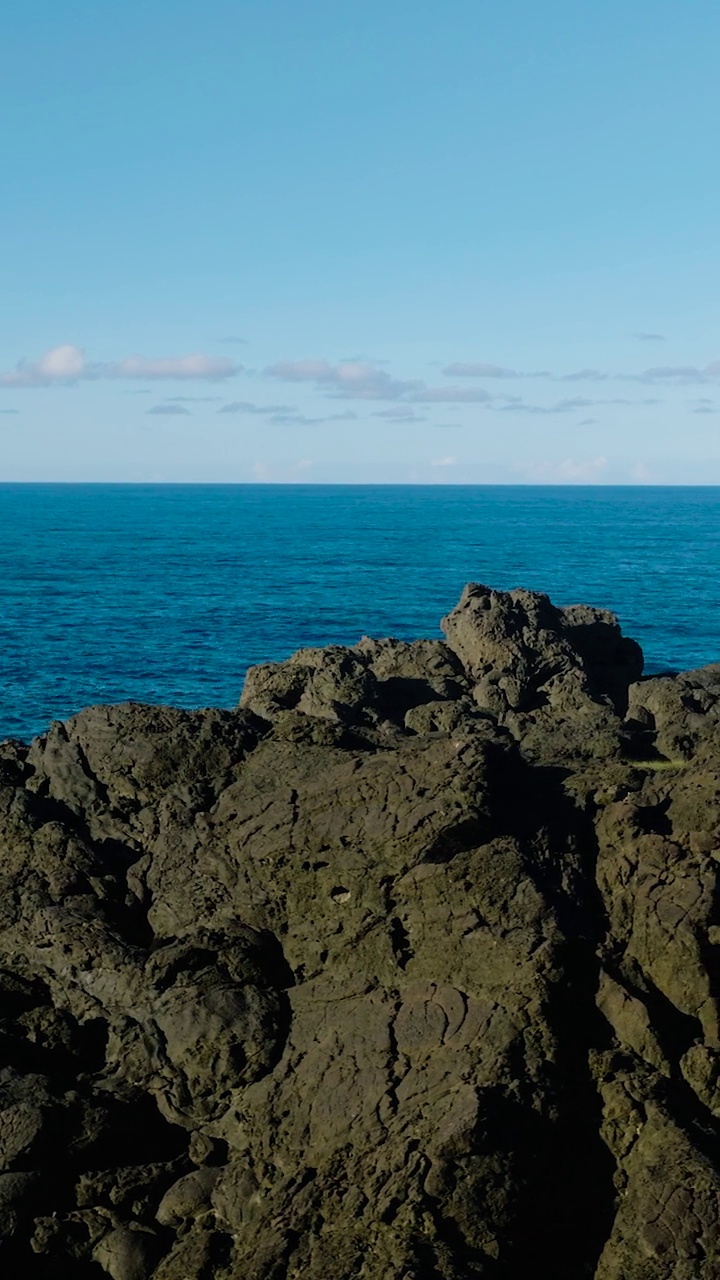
[239,582,644,762]
[441,581,643,714]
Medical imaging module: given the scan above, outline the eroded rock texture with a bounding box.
[0,583,718,1278]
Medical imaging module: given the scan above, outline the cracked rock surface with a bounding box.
[0,582,718,1278]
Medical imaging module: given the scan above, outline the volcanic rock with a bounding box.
[0,583,717,1278]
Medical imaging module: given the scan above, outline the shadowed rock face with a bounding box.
[0,583,718,1279]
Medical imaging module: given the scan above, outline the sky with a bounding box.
[1,0,719,483]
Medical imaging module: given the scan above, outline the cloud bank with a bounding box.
[265,359,420,401]
[0,345,241,387]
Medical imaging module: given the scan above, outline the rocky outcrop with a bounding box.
[0,583,718,1278]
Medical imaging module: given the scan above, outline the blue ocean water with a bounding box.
[1,484,718,743]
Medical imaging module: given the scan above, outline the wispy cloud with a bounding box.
[635,332,666,341]
[497,397,594,415]
[440,356,720,385]
[265,359,420,401]
[625,365,720,385]
[270,409,358,426]
[218,400,294,415]
[0,408,19,415]
[0,345,241,387]
[431,455,458,467]
[147,403,191,416]
[632,365,704,383]
[558,368,609,382]
[219,335,248,345]
[166,395,223,403]
[442,361,518,378]
[260,352,720,410]
[105,354,240,381]
[410,385,493,403]
[372,406,427,422]
[686,396,715,414]
[218,400,357,426]
[270,413,326,426]
[497,395,658,414]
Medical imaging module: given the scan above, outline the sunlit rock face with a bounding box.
[0,584,718,1279]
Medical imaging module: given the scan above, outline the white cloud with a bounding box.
[265,359,420,400]
[631,462,656,480]
[516,456,609,482]
[431,455,458,467]
[558,455,608,480]
[107,354,240,381]
[40,344,86,380]
[251,458,313,482]
[0,345,241,387]
[264,353,709,408]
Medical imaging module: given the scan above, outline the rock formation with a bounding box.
[0,582,718,1278]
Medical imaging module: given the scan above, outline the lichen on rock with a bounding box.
[0,583,718,1278]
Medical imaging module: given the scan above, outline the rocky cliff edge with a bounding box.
[0,583,719,1279]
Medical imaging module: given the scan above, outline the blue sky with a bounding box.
[1,0,719,482]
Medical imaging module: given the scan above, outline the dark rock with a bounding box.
[94,1224,164,1280]
[0,584,718,1278]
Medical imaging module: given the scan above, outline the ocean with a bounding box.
[1,483,718,743]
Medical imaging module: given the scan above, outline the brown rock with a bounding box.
[0,584,717,1279]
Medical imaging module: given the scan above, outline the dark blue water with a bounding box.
[1,484,718,742]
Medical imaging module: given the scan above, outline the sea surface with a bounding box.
[1,484,718,743]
